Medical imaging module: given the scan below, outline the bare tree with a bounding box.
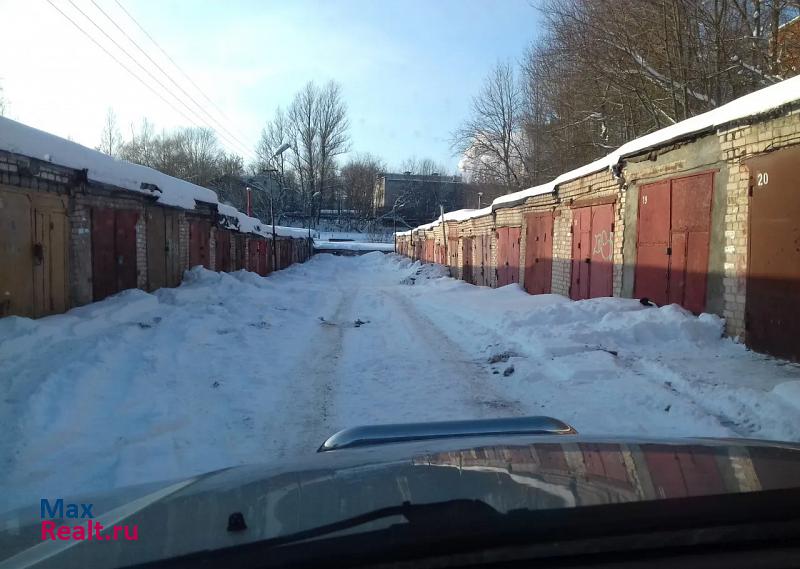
[97,108,122,156]
[316,81,350,213]
[517,0,800,179]
[341,153,384,217]
[453,62,527,189]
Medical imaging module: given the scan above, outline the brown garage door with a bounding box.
[145,207,180,290]
[524,212,553,295]
[189,219,211,269]
[462,237,474,284]
[92,208,139,302]
[0,189,69,317]
[424,240,434,263]
[745,146,800,362]
[234,234,246,270]
[634,173,713,313]
[215,229,232,272]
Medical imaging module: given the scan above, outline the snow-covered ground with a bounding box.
[314,240,395,252]
[2,253,800,512]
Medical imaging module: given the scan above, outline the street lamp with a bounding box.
[478,191,483,209]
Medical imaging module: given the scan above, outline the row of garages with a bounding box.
[0,124,312,320]
[396,79,800,362]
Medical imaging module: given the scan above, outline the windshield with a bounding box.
[1,0,800,568]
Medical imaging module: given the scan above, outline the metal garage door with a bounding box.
[0,189,69,317]
[424,240,434,263]
[234,234,246,270]
[92,208,138,302]
[462,237,474,284]
[634,173,713,313]
[571,203,614,300]
[215,229,232,272]
[496,227,521,287]
[524,212,553,295]
[745,146,800,362]
[448,236,459,270]
[189,219,211,269]
[146,208,180,289]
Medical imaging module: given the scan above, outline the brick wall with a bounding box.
[135,213,147,289]
[68,201,92,306]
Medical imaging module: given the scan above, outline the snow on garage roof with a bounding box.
[217,203,310,239]
[492,74,800,211]
[398,74,800,235]
[0,116,218,210]
[0,116,309,239]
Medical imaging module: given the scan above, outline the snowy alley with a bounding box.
[2,252,800,512]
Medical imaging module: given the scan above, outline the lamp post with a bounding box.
[478,191,483,209]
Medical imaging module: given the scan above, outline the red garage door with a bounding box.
[634,173,713,313]
[496,226,521,287]
[524,212,553,295]
[92,208,138,302]
[570,203,614,300]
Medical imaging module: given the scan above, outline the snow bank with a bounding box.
[1,253,799,513]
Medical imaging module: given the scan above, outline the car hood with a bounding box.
[2,434,800,568]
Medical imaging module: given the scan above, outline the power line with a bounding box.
[112,0,242,133]
[67,0,253,159]
[46,0,207,133]
[89,0,254,154]
[60,0,255,160]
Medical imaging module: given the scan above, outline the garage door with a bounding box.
[92,208,138,302]
[496,227,521,287]
[744,146,800,362]
[570,203,614,300]
[215,229,232,272]
[189,219,211,269]
[634,173,713,313]
[524,212,553,295]
[146,207,181,291]
[462,237,474,284]
[0,188,69,317]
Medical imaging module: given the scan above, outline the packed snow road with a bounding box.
[2,252,800,512]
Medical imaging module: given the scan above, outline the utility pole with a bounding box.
[440,204,448,268]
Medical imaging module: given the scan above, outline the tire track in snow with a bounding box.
[270,283,354,458]
[384,291,523,417]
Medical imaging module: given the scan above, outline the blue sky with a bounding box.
[0,0,542,171]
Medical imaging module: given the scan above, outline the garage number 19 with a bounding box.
[756,172,769,187]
